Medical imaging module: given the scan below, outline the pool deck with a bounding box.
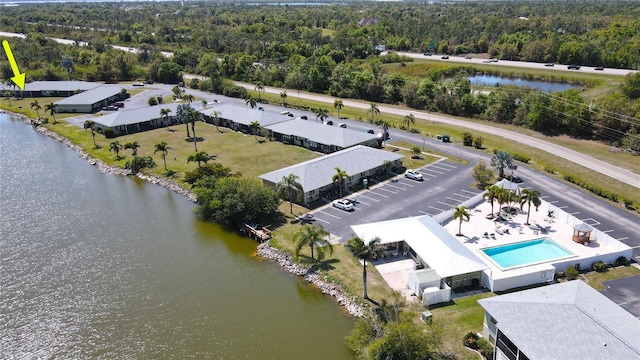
[442,198,619,280]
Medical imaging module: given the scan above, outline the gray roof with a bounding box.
[1,80,101,92]
[94,103,181,128]
[478,281,640,359]
[55,86,123,106]
[265,119,378,148]
[259,145,402,191]
[200,104,291,127]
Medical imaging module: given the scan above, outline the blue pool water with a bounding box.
[482,238,574,269]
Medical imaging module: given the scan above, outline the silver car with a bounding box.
[404,169,424,181]
[332,199,355,211]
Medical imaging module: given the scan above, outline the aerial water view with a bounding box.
[1,1,640,359]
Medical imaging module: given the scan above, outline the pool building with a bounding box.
[351,180,633,304]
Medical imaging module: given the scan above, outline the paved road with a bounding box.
[234,81,640,190]
[384,51,638,76]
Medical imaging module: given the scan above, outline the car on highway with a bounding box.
[567,64,581,70]
[299,115,307,120]
[595,66,604,71]
[545,62,554,67]
[325,120,334,126]
[280,111,292,116]
[338,123,347,128]
[365,129,375,134]
[464,55,472,59]
[332,199,355,211]
[132,82,144,86]
[423,52,432,56]
[441,55,449,59]
[404,169,423,181]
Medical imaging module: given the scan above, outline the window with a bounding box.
[309,141,318,148]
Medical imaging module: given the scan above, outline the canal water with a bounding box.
[468,75,582,92]
[0,114,354,358]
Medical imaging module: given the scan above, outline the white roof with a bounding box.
[55,85,122,106]
[259,145,402,191]
[495,178,520,191]
[479,281,640,359]
[200,104,291,127]
[265,119,378,148]
[1,80,100,92]
[94,103,181,128]
[351,215,489,278]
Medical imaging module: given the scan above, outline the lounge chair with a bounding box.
[490,233,496,239]
[483,232,489,238]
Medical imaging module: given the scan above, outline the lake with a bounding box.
[468,75,582,92]
[0,114,354,359]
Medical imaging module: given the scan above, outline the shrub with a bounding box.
[147,96,158,106]
[511,153,530,163]
[555,271,565,280]
[473,136,483,149]
[615,256,629,266]
[566,266,579,280]
[463,332,479,350]
[592,261,607,273]
[461,131,473,146]
[478,338,494,360]
[125,156,156,174]
[103,128,115,138]
[544,166,556,174]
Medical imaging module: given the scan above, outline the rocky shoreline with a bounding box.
[6,110,365,318]
[256,242,366,317]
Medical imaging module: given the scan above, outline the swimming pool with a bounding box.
[481,238,575,270]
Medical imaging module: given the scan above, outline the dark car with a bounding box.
[102,106,117,111]
[545,63,554,67]
[567,64,581,70]
[110,102,124,108]
[365,129,375,134]
[325,120,334,126]
[441,55,449,59]
[300,115,307,120]
[423,52,432,56]
[287,113,294,117]
[595,66,604,71]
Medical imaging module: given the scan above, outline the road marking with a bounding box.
[582,218,600,226]
[431,165,452,172]
[603,230,615,233]
[358,194,381,202]
[397,181,415,187]
[377,187,398,194]
[368,190,390,198]
[422,168,445,175]
[540,196,550,199]
[616,237,628,241]
[428,205,446,212]
[420,172,437,177]
[318,210,341,219]
[558,206,568,209]
[569,211,580,215]
[355,200,371,206]
[313,217,330,224]
[418,210,433,215]
[446,196,465,203]
[548,200,558,204]
[438,163,457,169]
[460,189,479,195]
[437,200,457,207]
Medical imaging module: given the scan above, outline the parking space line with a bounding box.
[386,183,408,191]
[438,162,457,169]
[377,187,398,194]
[617,237,629,241]
[422,168,445,175]
[355,200,371,206]
[569,211,580,215]
[437,200,457,208]
[548,200,558,204]
[540,196,550,199]
[603,230,615,233]
[451,193,471,200]
[431,165,452,172]
[460,189,479,195]
[358,194,381,202]
[582,218,600,226]
[397,181,415,187]
[418,210,433,215]
[558,206,568,209]
[318,210,341,219]
[313,217,330,224]
[368,190,390,198]
[420,172,438,178]
[428,205,446,212]
[446,196,464,203]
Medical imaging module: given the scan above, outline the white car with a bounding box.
[132,82,144,86]
[404,169,423,181]
[332,199,355,211]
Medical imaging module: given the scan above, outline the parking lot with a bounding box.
[306,159,483,243]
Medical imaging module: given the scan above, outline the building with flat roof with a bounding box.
[93,103,181,135]
[265,119,379,153]
[54,86,124,113]
[1,80,101,97]
[478,281,640,360]
[199,104,291,132]
[259,145,403,204]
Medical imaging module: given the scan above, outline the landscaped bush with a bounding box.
[555,271,565,280]
[566,266,579,280]
[615,256,630,266]
[592,261,607,273]
[461,132,473,146]
[103,128,115,138]
[544,166,556,174]
[462,332,479,350]
[511,153,530,163]
[473,136,483,149]
[564,175,620,202]
[477,338,494,360]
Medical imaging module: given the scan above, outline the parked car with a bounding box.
[545,63,555,67]
[594,66,604,71]
[441,55,449,59]
[145,79,153,84]
[404,169,423,181]
[132,82,144,86]
[280,111,291,116]
[332,199,355,211]
[567,64,581,70]
[325,120,334,126]
[110,102,124,108]
[102,106,117,111]
[338,123,347,128]
[365,129,375,134]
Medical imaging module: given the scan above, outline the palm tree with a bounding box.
[520,189,541,225]
[211,110,221,131]
[187,107,201,151]
[315,107,329,123]
[292,224,332,262]
[367,102,379,123]
[280,91,287,106]
[176,103,191,139]
[381,160,392,175]
[160,108,172,130]
[44,102,57,124]
[109,141,122,159]
[276,173,303,214]
[249,120,261,140]
[332,167,349,198]
[187,151,209,167]
[245,96,257,109]
[346,236,383,299]
[83,120,98,148]
[255,81,264,102]
[496,186,511,219]
[402,113,415,131]
[171,85,182,99]
[484,185,502,218]
[124,141,140,156]
[333,99,343,119]
[201,99,208,108]
[30,100,42,121]
[154,141,169,171]
[379,120,391,144]
[491,150,516,179]
[453,205,470,236]
[182,94,195,104]
[3,91,12,106]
